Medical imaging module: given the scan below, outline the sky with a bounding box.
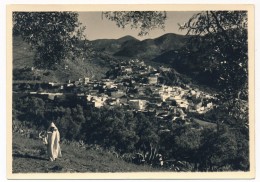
[78,11,198,40]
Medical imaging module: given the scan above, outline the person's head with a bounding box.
[49,122,57,131]
[49,127,55,132]
[49,122,56,127]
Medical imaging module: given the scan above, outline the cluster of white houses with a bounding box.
[29,59,217,122]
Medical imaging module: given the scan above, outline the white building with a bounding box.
[86,95,108,108]
[160,92,170,102]
[84,77,90,84]
[177,100,189,109]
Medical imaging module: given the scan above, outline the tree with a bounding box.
[198,126,238,171]
[16,96,46,127]
[56,107,79,140]
[102,11,167,36]
[178,12,249,156]
[13,12,90,69]
[82,107,139,153]
[173,125,202,166]
[179,11,248,100]
[135,113,160,162]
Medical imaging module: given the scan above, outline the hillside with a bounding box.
[90,33,217,88]
[13,36,109,83]
[13,33,217,89]
[12,132,159,173]
[13,33,190,83]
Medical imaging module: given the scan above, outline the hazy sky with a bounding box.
[78,11,198,40]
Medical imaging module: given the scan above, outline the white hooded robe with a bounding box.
[46,123,62,161]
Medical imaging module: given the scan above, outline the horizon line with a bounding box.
[88,32,187,41]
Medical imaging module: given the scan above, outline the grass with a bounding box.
[12,132,159,173]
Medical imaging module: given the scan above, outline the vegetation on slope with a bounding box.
[13,95,249,172]
[12,133,158,173]
[13,36,109,82]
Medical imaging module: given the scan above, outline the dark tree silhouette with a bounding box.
[13,12,90,69]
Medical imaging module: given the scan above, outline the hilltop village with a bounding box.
[15,59,218,125]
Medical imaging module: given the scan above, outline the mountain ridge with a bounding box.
[91,33,189,60]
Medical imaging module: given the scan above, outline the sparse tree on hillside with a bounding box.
[13,12,90,69]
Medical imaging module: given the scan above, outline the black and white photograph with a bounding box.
[6,4,255,179]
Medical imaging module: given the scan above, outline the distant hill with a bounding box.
[91,33,189,60]
[91,33,197,74]
[91,35,140,54]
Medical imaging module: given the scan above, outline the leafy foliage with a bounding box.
[198,126,248,171]
[179,11,248,100]
[13,12,90,69]
[13,94,249,171]
[103,11,167,36]
[173,125,202,161]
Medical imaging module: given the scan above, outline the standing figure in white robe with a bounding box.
[45,122,62,161]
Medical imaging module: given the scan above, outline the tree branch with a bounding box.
[209,11,234,54]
